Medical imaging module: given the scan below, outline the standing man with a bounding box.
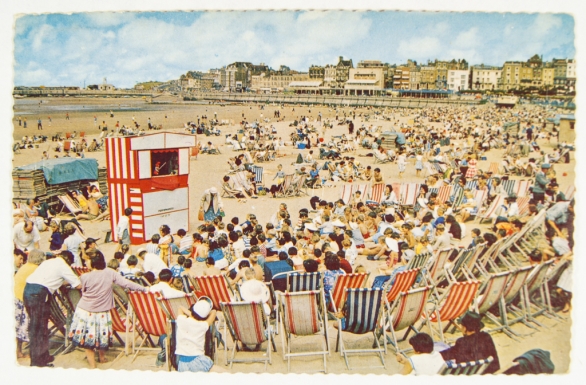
[348,120,354,135]
[37,117,42,130]
[532,164,551,204]
[24,251,81,367]
[65,112,69,120]
[18,116,22,126]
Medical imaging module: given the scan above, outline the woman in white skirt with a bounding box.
[69,251,147,368]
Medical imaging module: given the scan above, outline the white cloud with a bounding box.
[452,27,478,49]
[397,36,442,62]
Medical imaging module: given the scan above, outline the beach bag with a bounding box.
[198,208,204,221]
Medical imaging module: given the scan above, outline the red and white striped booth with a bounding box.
[105,132,196,244]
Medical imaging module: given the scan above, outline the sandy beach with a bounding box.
[11,96,574,374]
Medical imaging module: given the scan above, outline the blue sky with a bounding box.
[14,11,575,88]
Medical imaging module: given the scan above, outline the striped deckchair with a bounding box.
[565,185,576,201]
[477,194,506,223]
[336,288,386,370]
[384,286,432,354]
[277,290,329,373]
[427,248,454,287]
[474,189,488,208]
[517,197,532,216]
[329,273,370,313]
[221,301,276,370]
[450,185,466,209]
[440,356,494,375]
[384,268,420,305]
[369,183,385,204]
[399,183,420,206]
[424,280,481,342]
[515,260,557,327]
[340,185,353,204]
[288,272,322,292]
[473,271,512,316]
[501,179,516,196]
[251,166,264,190]
[280,174,296,197]
[487,162,500,175]
[437,185,453,204]
[406,252,431,271]
[57,194,83,215]
[195,275,236,311]
[128,291,168,363]
[485,265,533,339]
[464,180,478,191]
[516,180,532,197]
[109,288,148,358]
[72,266,90,276]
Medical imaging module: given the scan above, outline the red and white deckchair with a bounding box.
[424,280,481,342]
[436,185,452,204]
[399,183,420,206]
[127,291,168,363]
[277,290,329,373]
[340,184,353,205]
[477,194,506,223]
[517,196,532,216]
[384,268,420,305]
[516,180,532,197]
[221,301,276,370]
[195,275,237,311]
[369,183,385,204]
[487,162,500,175]
[72,266,90,276]
[385,286,432,354]
[329,273,370,313]
[426,247,454,287]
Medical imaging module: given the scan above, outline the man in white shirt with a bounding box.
[24,252,81,367]
[137,248,168,277]
[13,220,40,251]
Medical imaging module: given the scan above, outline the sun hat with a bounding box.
[190,296,213,318]
[209,187,218,194]
[304,223,318,232]
[332,219,346,228]
[541,163,551,169]
[239,280,270,303]
[137,248,147,255]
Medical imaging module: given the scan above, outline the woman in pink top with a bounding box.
[68,251,147,368]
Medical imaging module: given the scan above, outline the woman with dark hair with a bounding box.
[381,184,398,205]
[446,215,462,240]
[68,251,147,368]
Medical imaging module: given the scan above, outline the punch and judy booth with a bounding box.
[106,132,196,245]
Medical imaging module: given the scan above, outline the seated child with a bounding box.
[170,255,186,278]
[396,332,446,375]
[120,255,141,278]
